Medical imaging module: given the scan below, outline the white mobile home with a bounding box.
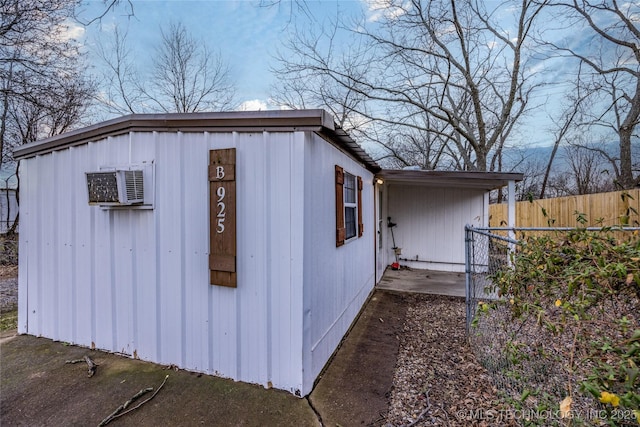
[14,110,520,395]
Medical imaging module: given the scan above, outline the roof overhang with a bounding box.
[376,169,523,191]
[13,110,381,173]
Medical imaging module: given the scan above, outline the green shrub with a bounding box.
[486,225,640,425]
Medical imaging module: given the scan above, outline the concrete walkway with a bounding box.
[309,291,408,426]
[376,267,466,297]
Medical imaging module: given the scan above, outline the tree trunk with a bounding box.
[618,78,640,189]
[618,128,635,189]
[475,150,487,172]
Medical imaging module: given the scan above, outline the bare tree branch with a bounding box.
[272,0,548,171]
[1,0,95,232]
[549,0,640,188]
[74,0,135,26]
[94,21,237,114]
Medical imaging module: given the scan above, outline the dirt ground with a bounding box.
[0,265,17,280]
[1,334,318,426]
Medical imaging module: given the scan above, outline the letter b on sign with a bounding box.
[216,166,225,180]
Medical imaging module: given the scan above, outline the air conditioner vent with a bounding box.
[86,171,121,204]
[124,170,144,202]
[86,168,145,206]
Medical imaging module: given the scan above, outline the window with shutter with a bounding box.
[344,172,357,240]
[336,164,364,246]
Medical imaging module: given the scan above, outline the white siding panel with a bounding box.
[132,202,157,361]
[55,150,74,341]
[29,156,42,335]
[112,212,134,354]
[72,145,93,346]
[375,185,387,282]
[39,153,57,339]
[302,134,375,393]
[131,133,159,362]
[18,158,34,333]
[387,184,485,272]
[154,131,184,365]
[34,155,45,336]
[286,132,306,392]
[263,131,305,392]
[182,132,210,372]
[236,132,269,385]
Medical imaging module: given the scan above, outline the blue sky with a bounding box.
[76,0,368,111]
[69,0,601,149]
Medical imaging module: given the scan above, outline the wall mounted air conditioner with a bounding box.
[86,162,154,208]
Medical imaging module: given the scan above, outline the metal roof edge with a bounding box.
[317,127,381,174]
[377,169,523,181]
[13,109,340,160]
[376,169,523,190]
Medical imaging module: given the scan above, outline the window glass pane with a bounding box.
[345,206,356,239]
[344,173,356,203]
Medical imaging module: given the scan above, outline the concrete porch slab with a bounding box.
[376,268,466,297]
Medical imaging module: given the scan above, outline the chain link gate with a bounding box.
[464,226,517,332]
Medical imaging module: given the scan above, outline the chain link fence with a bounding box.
[465,226,640,426]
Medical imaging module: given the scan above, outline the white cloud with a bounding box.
[56,21,85,42]
[98,21,118,34]
[238,99,294,111]
[363,0,406,22]
[238,99,269,111]
[621,1,640,22]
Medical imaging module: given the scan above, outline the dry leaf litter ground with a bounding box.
[384,293,514,427]
[0,275,18,312]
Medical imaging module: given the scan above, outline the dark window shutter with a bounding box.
[357,176,363,237]
[335,165,345,247]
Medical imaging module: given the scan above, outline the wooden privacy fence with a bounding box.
[490,189,640,228]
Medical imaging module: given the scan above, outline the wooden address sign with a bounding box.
[209,148,237,287]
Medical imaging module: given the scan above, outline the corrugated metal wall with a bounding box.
[18,130,312,394]
[302,136,376,391]
[385,184,486,272]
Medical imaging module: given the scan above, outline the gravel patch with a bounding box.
[0,277,18,312]
[384,294,511,426]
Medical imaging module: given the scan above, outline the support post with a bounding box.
[507,180,516,265]
[464,225,473,334]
